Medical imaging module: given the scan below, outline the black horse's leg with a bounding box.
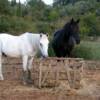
[54,48,62,57]
[67,46,74,57]
[61,48,68,57]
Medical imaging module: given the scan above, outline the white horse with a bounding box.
[0,32,49,84]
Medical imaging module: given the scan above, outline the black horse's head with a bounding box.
[64,18,80,45]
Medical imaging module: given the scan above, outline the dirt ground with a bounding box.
[0,58,100,100]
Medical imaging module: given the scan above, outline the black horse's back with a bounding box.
[52,18,80,57]
[53,29,63,37]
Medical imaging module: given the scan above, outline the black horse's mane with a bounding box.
[63,22,70,30]
[59,22,71,42]
[54,22,70,37]
[63,22,70,35]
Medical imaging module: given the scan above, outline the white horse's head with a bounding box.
[39,33,49,58]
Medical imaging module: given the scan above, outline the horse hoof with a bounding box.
[0,77,4,80]
[0,79,4,81]
[27,79,34,84]
[22,81,28,85]
[22,79,33,85]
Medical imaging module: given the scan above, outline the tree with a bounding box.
[0,0,11,15]
[53,0,76,6]
[26,0,46,20]
[97,0,100,2]
[17,0,22,16]
[11,0,16,6]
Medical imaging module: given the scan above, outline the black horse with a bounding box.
[52,18,80,57]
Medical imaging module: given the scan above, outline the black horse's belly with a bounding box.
[52,39,74,57]
[52,42,67,57]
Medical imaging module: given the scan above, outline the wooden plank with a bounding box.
[39,62,42,88]
[41,63,52,86]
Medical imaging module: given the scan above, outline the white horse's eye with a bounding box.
[40,43,43,47]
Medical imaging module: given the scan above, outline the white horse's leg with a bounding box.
[28,57,34,70]
[0,55,4,80]
[22,55,28,84]
[27,57,34,83]
[22,55,28,71]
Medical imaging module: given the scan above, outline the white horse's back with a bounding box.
[0,33,39,57]
[0,34,20,57]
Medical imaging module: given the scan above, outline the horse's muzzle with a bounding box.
[41,55,48,59]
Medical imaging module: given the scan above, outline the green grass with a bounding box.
[73,41,100,60]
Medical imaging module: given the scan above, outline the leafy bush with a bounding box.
[80,13,100,37]
[64,0,97,15]
[48,45,55,57]
[0,15,11,32]
[48,9,59,21]
[73,43,92,59]
[0,15,37,34]
[73,41,100,60]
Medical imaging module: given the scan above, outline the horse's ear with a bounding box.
[76,19,80,23]
[40,33,42,37]
[70,18,75,24]
[46,33,49,37]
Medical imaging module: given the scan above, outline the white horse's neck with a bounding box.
[24,32,40,49]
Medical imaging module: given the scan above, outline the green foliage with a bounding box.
[53,0,77,6]
[48,44,55,57]
[63,0,98,16]
[80,13,100,37]
[0,15,37,34]
[48,10,59,21]
[0,15,12,32]
[0,0,11,15]
[73,41,100,60]
[73,42,92,59]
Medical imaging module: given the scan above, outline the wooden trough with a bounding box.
[2,57,85,89]
[32,57,85,89]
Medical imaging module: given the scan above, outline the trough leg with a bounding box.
[64,61,72,89]
[39,62,43,88]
